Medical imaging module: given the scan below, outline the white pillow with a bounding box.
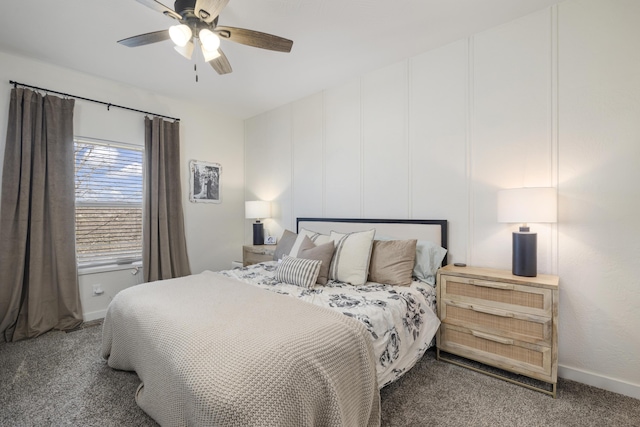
[275,255,322,288]
[289,228,331,257]
[328,229,375,286]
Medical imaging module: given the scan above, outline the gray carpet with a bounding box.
[1,322,638,427]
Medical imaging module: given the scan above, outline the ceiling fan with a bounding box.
[118,0,294,75]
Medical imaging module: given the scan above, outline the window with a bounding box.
[74,137,143,267]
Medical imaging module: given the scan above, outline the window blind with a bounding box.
[74,138,143,267]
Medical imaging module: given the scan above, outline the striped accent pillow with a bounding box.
[275,255,322,288]
[329,229,376,286]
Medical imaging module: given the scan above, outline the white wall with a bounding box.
[244,0,640,399]
[0,50,245,321]
[556,0,640,399]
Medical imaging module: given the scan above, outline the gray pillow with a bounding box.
[297,235,335,285]
[368,239,417,286]
[413,240,448,286]
[273,229,297,261]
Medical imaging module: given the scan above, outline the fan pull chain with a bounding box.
[194,64,198,83]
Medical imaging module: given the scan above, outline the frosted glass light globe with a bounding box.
[169,24,192,47]
[199,29,220,52]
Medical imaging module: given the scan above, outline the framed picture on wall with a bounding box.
[189,160,221,203]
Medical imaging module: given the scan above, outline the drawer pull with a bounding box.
[471,330,514,345]
[470,305,514,318]
[469,279,514,290]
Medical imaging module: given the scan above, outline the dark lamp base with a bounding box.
[512,232,537,277]
[252,222,264,245]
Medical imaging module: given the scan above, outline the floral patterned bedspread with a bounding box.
[219,261,440,388]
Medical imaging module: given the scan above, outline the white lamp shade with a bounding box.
[174,41,194,59]
[201,42,221,62]
[497,187,557,224]
[199,29,221,52]
[169,24,192,47]
[245,201,271,220]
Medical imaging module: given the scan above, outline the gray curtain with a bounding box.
[0,88,82,342]
[143,116,191,282]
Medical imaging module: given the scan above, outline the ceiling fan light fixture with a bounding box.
[118,0,293,75]
[174,41,194,60]
[199,29,220,52]
[169,24,192,47]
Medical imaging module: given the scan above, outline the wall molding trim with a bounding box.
[465,35,474,266]
[558,364,640,400]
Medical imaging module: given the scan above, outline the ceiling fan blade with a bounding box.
[195,0,229,23]
[134,0,182,20]
[118,30,171,47]
[209,49,232,75]
[215,26,293,52]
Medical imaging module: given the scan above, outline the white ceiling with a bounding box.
[0,0,561,119]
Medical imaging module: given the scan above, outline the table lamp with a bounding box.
[497,187,557,277]
[245,201,271,245]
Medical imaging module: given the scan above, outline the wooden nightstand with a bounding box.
[242,245,276,266]
[436,265,559,398]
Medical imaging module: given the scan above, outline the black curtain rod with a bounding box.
[9,80,180,122]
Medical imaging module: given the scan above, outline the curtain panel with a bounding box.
[143,116,191,282]
[0,88,82,342]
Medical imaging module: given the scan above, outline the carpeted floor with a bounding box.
[1,322,638,426]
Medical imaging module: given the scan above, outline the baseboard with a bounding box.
[559,364,640,400]
[83,309,106,322]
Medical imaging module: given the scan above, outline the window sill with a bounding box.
[78,262,142,276]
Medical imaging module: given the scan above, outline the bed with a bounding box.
[101,218,448,426]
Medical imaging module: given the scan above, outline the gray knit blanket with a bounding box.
[101,271,381,426]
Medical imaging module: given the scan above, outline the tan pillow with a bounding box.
[297,235,335,285]
[368,239,417,286]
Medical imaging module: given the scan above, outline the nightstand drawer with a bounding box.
[439,324,552,380]
[440,275,552,317]
[440,300,551,346]
[242,245,275,266]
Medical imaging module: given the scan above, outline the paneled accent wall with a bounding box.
[324,80,361,218]
[246,8,556,270]
[409,39,468,259]
[558,0,640,395]
[362,62,410,219]
[245,0,640,399]
[292,94,324,217]
[471,9,554,271]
